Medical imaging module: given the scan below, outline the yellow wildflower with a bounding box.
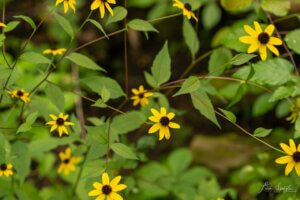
[56,0,76,14]
[8,89,30,103]
[91,0,116,19]
[57,148,80,175]
[43,48,66,56]
[0,163,13,177]
[46,113,74,137]
[173,0,198,21]
[0,22,7,28]
[131,85,153,107]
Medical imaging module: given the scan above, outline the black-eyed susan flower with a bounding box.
[91,0,116,19]
[8,89,30,103]
[0,22,6,28]
[276,139,300,176]
[46,113,74,137]
[57,148,80,175]
[286,98,300,123]
[239,21,282,61]
[88,172,127,200]
[0,163,13,177]
[148,107,180,141]
[56,0,76,14]
[131,85,153,107]
[173,0,198,21]
[43,48,67,56]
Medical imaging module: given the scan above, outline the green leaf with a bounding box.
[88,19,109,39]
[220,25,248,53]
[202,3,221,30]
[111,143,138,159]
[66,52,106,71]
[17,112,38,134]
[295,117,300,138]
[269,86,294,102]
[285,29,300,55]
[253,127,272,137]
[111,111,146,134]
[191,90,220,128]
[106,6,128,25]
[174,76,200,97]
[137,162,168,182]
[221,0,253,12]
[128,19,158,32]
[218,108,236,123]
[81,76,125,99]
[100,87,110,103]
[261,0,290,16]
[167,148,192,176]
[144,71,158,88]
[183,18,199,59]
[151,41,171,87]
[20,52,51,64]
[14,15,36,29]
[0,133,9,163]
[86,125,108,145]
[54,12,74,38]
[209,47,232,76]
[233,58,294,86]
[231,53,257,65]
[45,83,65,111]
[4,21,20,32]
[11,142,31,184]
[92,99,107,108]
[252,94,276,117]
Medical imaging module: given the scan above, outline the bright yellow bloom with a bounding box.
[43,48,67,56]
[8,89,30,103]
[46,113,74,137]
[239,21,282,61]
[88,172,127,200]
[91,0,116,19]
[131,85,153,107]
[57,148,80,175]
[286,98,300,123]
[56,0,76,14]
[0,22,6,28]
[148,107,180,141]
[0,163,13,177]
[276,139,300,176]
[173,0,198,21]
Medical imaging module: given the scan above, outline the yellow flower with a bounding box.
[0,22,6,28]
[43,48,66,56]
[131,85,153,107]
[173,0,198,21]
[287,98,300,123]
[88,172,127,200]
[8,89,30,103]
[56,0,76,14]
[57,148,80,175]
[148,107,180,140]
[46,113,74,137]
[275,139,300,176]
[0,163,13,177]
[239,21,282,61]
[91,0,116,19]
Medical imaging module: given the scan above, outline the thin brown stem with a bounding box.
[124,0,129,95]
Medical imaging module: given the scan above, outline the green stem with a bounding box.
[273,12,300,23]
[148,12,182,23]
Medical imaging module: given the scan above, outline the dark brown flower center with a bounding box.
[184,3,192,11]
[0,164,7,170]
[17,90,24,97]
[138,93,144,99]
[258,32,270,44]
[56,118,65,125]
[63,159,70,164]
[102,185,112,195]
[160,117,170,126]
[293,152,300,162]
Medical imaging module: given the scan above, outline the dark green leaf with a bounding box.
[14,15,36,29]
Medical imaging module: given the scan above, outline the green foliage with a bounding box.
[183,19,199,59]
[285,29,300,54]
[261,0,290,16]
[106,6,128,25]
[66,53,106,71]
[127,19,158,33]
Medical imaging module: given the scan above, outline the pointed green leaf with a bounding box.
[253,127,272,137]
[174,76,200,97]
[111,143,138,160]
[54,12,74,38]
[183,18,199,59]
[88,19,108,39]
[106,6,128,25]
[66,52,106,71]
[20,52,51,64]
[128,19,158,32]
[14,15,36,29]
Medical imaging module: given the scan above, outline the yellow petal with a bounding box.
[167,112,175,120]
[139,85,144,93]
[105,3,114,16]
[275,155,292,164]
[247,41,260,53]
[160,107,167,115]
[254,21,262,33]
[264,24,275,36]
[93,182,103,190]
[64,1,69,13]
[50,114,58,120]
[64,121,74,126]
[7,164,13,169]
[144,92,153,97]
[109,192,123,200]
[269,37,282,45]
[239,36,257,44]
[100,2,105,19]
[159,127,165,141]
[102,172,110,185]
[295,163,300,176]
[280,143,294,155]
[285,161,295,176]
[110,176,121,186]
[95,194,105,200]
[88,189,101,196]
[244,25,258,37]
[259,45,267,61]
[58,126,63,136]
[56,0,64,6]
[148,123,160,134]
[50,124,58,132]
[112,184,127,192]
[150,108,161,118]
[267,44,279,56]
[91,0,100,10]
[107,0,116,4]
[169,122,180,129]
[43,49,52,54]
[164,127,170,140]
[149,116,160,123]
[289,139,297,152]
